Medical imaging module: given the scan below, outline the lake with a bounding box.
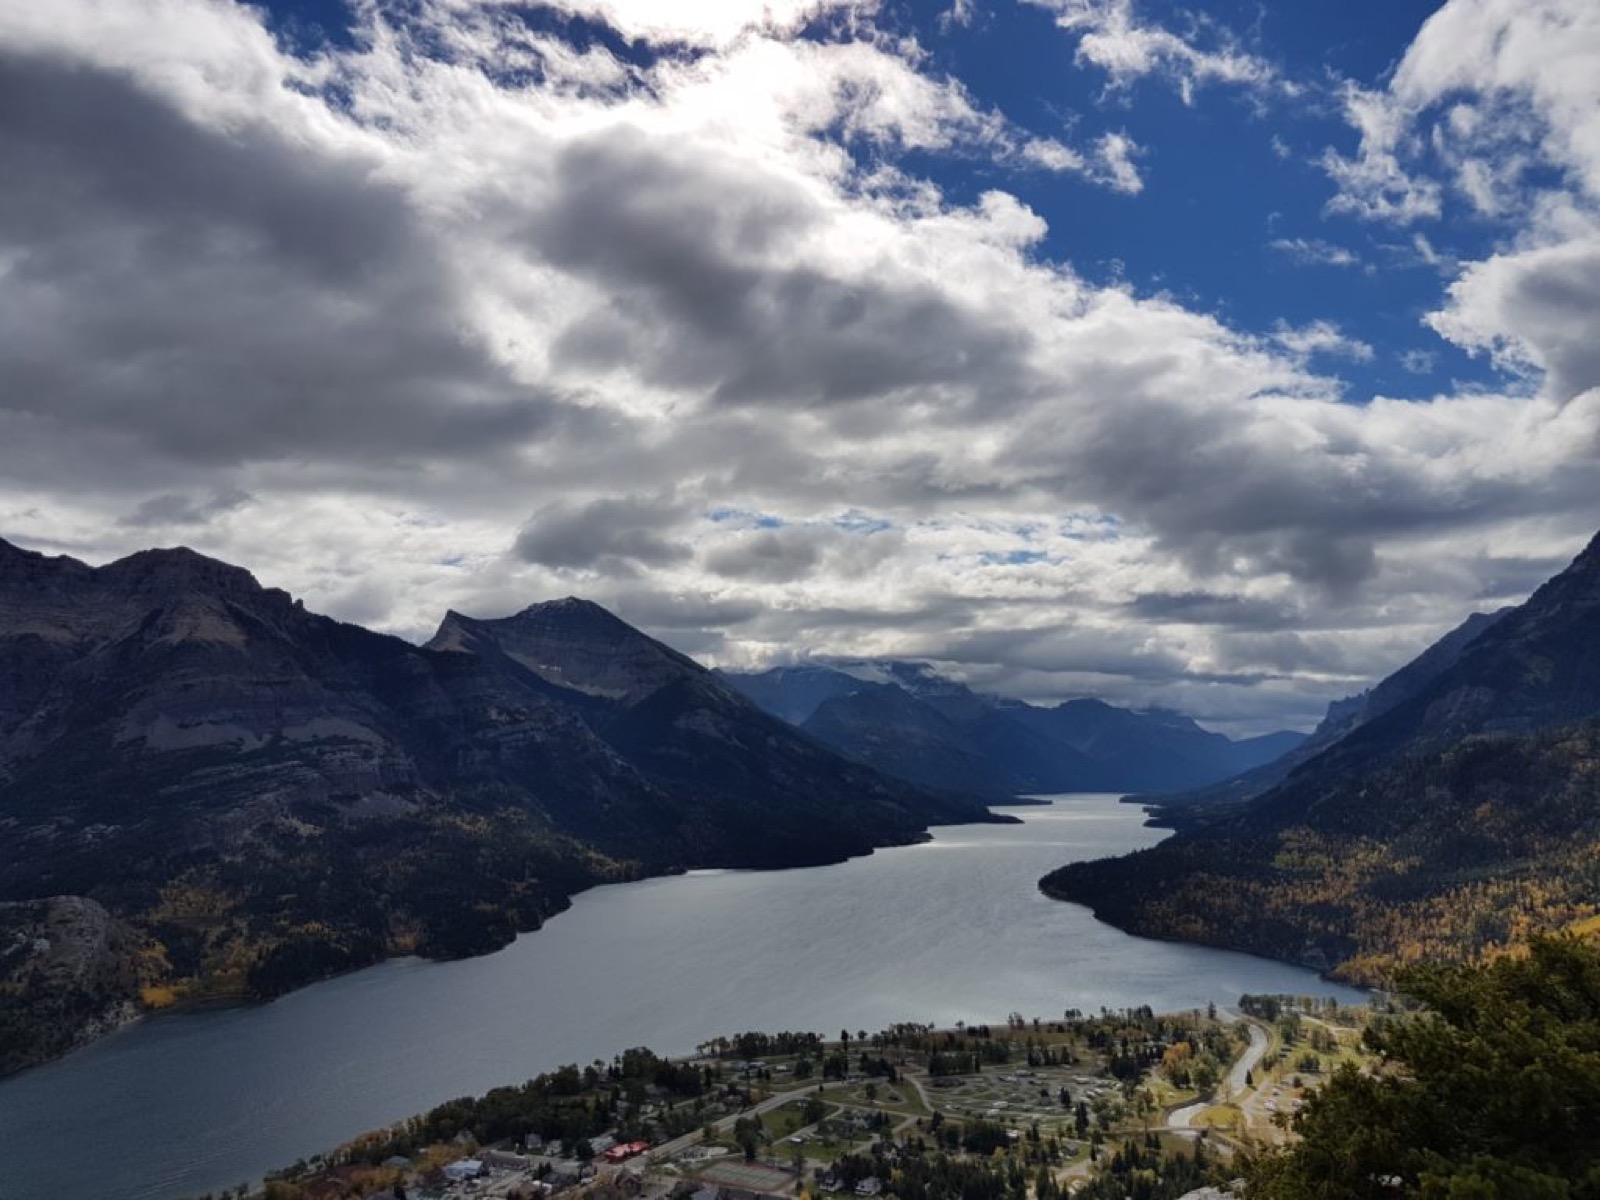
[0,795,1362,1199]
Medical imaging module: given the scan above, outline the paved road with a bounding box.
[1167,1098,1208,1130]
[648,1086,799,1162]
[1227,1021,1270,1097]
[1163,1019,1270,1133]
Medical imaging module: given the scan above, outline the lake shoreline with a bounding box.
[0,795,1364,1200]
[1,803,1026,1082]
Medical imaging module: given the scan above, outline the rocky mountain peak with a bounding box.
[1521,527,1600,613]
[427,596,703,705]
[0,538,92,588]
[97,546,265,600]
[509,596,637,638]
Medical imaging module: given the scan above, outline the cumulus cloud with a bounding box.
[1318,0,1600,417]
[1027,0,1282,104]
[1322,1,1600,229]
[1430,235,1600,403]
[514,496,694,572]
[0,0,1596,734]
[1271,320,1375,363]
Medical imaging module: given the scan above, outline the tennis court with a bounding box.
[698,1157,799,1192]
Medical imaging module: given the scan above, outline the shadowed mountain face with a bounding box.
[1043,530,1600,984]
[1150,607,1514,820]
[722,662,1303,797]
[423,602,997,865]
[0,539,998,1073]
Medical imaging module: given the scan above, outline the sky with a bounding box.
[2,0,1598,734]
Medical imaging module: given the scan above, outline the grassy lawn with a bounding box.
[1145,1077,1199,1109]
[760,1100,829,1139]
[1192,1104,1243,1133]
[815,1082,928,1117]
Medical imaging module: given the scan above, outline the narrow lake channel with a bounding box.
[0,794,1363,1200]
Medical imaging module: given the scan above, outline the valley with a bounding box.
[1042,531,1600,985]
[0,795,1360,1200]
[0,539,1000,1073]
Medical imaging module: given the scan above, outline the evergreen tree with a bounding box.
[1249,937,1600,1198]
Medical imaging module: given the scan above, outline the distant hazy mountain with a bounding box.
[1043,530,1600,983]
[721,661,1304,797]
[721,664,869,725]
[0,538,997,1073]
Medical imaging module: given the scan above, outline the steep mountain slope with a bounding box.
[1043,531,1600,983]
[0,896,143,1076]
[724,660,1302,797]
[1152,607,1513,820]
[0,539,997,1071]
[426,603,995,866]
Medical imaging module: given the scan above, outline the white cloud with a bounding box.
[1317,0,1600,420]
[939,0,978,33]
[1271,320,1375,363]
[448,0,870,48]
[1321,82,1442,225]
[1323,0,1600,225]
[1428,232,1600,402]
[1399,349,1437,375]
[1093,131,1144,194]
[1270,237,1361,268]
[1026,0,1281,105]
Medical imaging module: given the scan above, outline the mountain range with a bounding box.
[722,660,1304,798]
[1043,528,1600,983]
[0,537,999,1074]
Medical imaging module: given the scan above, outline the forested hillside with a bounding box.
[1045,531,1600,984]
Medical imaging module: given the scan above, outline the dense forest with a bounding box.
[139,807,639,1006]
[1045,530,1600,987]
[1045,720,1600,984]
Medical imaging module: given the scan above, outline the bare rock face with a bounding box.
[422,601,1000,866]
[0,896,141,1075]
[431,599,707,706]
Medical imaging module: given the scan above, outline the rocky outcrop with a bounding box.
[0,896,142,1075]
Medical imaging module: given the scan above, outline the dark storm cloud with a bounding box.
[1128,590,1300,628]
[533,128,1031,410]
[999,368,1576,594]
[513,495,692,570]
[0,49,560,480]
[604,590,765,630]
[118,488,254,527]
[1470,553,1576,601]
[937,624,1197,683]
[703,530,823,582]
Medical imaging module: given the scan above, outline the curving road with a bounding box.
[1227,1021,1271,1097]
[1164,1019,1270,1133]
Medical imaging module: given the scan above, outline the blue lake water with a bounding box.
[0,795,1362,1199]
